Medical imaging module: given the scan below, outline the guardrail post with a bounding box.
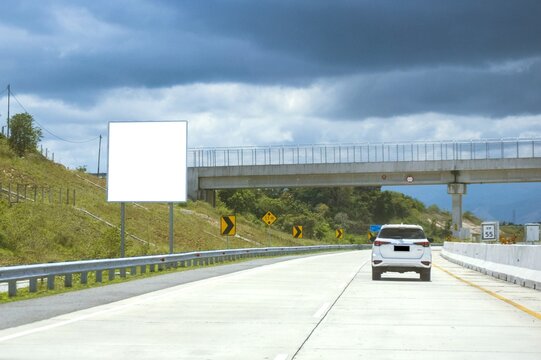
[149,264,155,272]
[96,270,102,283]
[120,268,127,278]
[108,269,115,281]
[8,280,17,297]
[180,260,185,267]
[64,273,73,288]
[29,278,38,292]
[140,265,146,274]
[130,266,137,275]
[47,275,55,290]
[81,272,88,285]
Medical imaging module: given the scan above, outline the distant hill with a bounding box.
[386,183,541,224]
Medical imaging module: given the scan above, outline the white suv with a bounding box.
[371,224,432,281]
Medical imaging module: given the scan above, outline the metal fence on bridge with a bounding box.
[189,138,541,167]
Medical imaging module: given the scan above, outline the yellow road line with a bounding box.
[434,263,541,321]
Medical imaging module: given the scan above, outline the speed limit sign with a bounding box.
[481,222,499,241]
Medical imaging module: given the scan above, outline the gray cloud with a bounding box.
[316,58,541,119]
[181,0,541,70]
[2,1,540,86]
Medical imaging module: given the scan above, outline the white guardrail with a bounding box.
[442,242,541,291]
[0,245,365,297]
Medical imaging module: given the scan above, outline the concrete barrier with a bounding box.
[442,242,541,291]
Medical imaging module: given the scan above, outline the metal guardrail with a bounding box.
[0,245,364,297]
[188,138,541,167]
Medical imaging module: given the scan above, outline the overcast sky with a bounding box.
[1,0,541,170]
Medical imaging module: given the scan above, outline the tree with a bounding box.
[8,113,42,156]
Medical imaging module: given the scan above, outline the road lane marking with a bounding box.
[434,263,541,321]
[291,259,370,359]
[0,302,135,343]
[313,303,331,318]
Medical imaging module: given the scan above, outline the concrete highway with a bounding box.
[0,249,540,359]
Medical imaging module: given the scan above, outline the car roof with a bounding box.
[380,224,423,229]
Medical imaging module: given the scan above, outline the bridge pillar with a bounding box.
[187,168,199,201]
[199,189,216,207]
[448,183,467,239]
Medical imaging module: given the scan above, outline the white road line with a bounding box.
[313,302,330,318]
[274,354,289,360]
[0,302,134,343]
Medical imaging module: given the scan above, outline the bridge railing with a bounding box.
[189,138,541,167]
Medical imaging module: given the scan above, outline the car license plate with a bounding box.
[394,245,410,252]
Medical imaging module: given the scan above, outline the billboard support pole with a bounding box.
[120,202,126,257]
[169,202,174,254]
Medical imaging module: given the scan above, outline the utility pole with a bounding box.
[6,84,10,138]
[97,134,102,175]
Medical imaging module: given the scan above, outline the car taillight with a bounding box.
[374,240,390,246]
[415,241,430,247]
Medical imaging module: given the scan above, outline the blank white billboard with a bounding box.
[107,121,187,202]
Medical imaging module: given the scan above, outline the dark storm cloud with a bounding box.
[318,59,541,119]
[181,0,541,70]
[1,0,540,116]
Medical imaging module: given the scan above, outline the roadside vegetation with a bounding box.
[218,187,455,244]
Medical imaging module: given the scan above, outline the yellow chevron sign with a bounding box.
[220,215,236,236]
[336,228,344,239]
[293,225,303,239]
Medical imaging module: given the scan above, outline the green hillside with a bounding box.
[0,137,319,266]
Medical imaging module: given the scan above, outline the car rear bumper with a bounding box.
[372,259,431,272]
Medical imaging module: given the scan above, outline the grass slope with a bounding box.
[0,138,318,266]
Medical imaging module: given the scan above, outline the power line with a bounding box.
[9,89,101,144]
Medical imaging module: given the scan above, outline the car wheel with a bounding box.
[372,268,381,281]
[420,269,431,282]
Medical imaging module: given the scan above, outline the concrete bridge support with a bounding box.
[200,189,216,207]
[448,183,467,239]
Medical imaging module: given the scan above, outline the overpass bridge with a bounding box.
[188,138,541,238]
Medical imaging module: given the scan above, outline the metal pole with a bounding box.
[169,202,174,254]
[120,202,126,257]
[6,84,10,138]
[97,134,102,175]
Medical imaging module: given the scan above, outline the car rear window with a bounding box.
[378,227,426,239]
